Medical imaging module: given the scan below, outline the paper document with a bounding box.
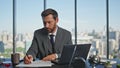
[16,60,53,67]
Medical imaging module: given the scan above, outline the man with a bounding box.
[24,8,72,64]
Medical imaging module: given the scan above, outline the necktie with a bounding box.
[49,35,55,53]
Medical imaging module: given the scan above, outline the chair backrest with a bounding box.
[59,44,91,65]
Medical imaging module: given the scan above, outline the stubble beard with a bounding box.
[48,26,56,33]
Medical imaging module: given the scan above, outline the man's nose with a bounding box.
[45,23,49,28]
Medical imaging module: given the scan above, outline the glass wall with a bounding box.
[16,0,43,58]
[0,0,120,61]
[47,0,74,42]
[109,0,120,60]
[0,0,13,58]
[77,0,107,58]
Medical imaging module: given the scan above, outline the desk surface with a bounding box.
[16,60,117,68]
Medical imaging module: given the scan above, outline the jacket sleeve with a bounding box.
[26,31,38,60]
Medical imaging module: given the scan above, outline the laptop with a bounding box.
[52,44,91,65]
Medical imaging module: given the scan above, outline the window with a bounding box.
[47,0,74,43]
[0,0,120,61]
[109,0,120,59]
[16,0,43,58]
[0,0,13,58]
[77,0,107,58]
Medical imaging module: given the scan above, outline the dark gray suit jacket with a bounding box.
[27,27,72,60]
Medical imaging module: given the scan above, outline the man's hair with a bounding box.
[41,8,58,20]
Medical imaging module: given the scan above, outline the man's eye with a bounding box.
[48,22,51,24]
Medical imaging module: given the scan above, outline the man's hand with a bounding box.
[42,54,56,61]
[24,55,33,64]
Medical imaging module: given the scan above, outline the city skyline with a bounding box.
[0,27,120,58]
[0,0,120,33]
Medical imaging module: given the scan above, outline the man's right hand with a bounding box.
[24,55,33,64]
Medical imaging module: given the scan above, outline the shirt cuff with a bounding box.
[55,53,58,59]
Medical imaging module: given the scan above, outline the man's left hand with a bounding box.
[42,54,56,61]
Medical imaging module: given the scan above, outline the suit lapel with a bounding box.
[54,27,63,50]
[42,32,53,55]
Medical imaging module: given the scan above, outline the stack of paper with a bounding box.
[16,60,53,67]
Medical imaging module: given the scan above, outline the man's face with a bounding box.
[43,14,58,33]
